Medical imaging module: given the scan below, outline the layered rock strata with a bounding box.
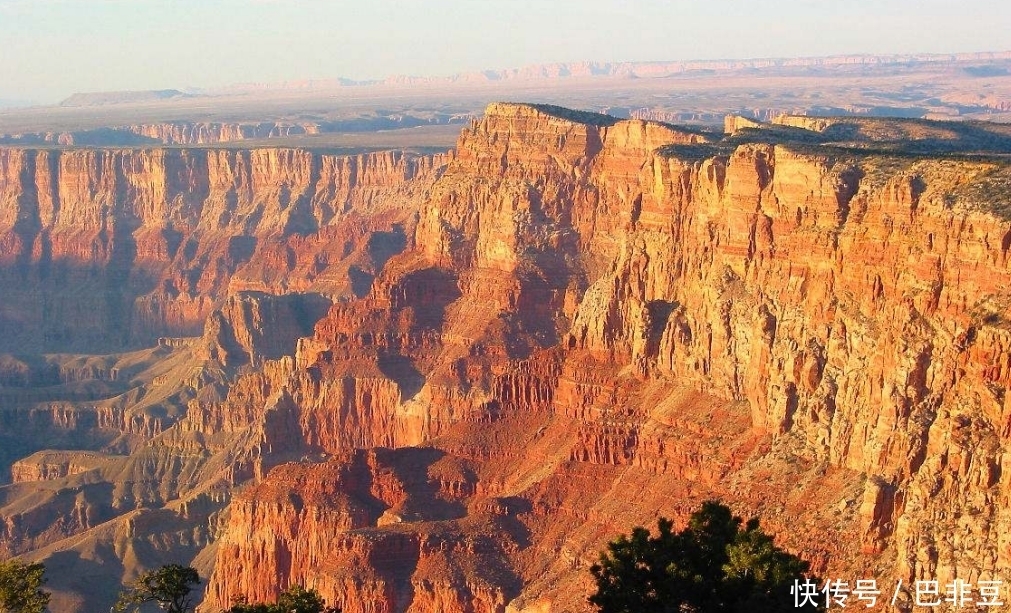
[2,103,1011,613]
[197,104,1011,612]
[0,147,447,352]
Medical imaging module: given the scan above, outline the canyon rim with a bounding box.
[1,100,1011,612]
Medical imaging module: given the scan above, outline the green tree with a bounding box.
[114,564,200,613]
[0,559,50,613]
[589,501,821,612]
[227,585,340,613]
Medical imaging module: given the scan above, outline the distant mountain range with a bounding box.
[56,51,1011,106]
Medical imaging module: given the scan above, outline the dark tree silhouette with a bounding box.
[113,564,201,613]
[227,585,340,613]
[589,501,821,612]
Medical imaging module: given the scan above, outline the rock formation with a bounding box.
[1,103,1011,612]
[0,147,446,352]
[0,115,471,147]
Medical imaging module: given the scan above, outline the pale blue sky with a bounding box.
[1,0,1009,103]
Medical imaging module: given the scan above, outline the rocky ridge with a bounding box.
[0,146,448,352]
[0,115,472,147]
[0,103,1010,612]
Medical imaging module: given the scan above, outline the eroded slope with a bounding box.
[2,105,1011,612]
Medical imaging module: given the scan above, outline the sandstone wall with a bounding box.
[204,104,1011,611]
[0,147,447,352]
[4,104,1011,613]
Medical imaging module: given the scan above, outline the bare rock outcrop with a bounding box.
[204,104,1011,611]
[4,104,1011,613]
[0,147,446,352]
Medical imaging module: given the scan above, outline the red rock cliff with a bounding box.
[0,147,447,352]
[5,103,1011,613]
[199,104,1011,612]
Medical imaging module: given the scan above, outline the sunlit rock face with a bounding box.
[2,103,1011,613]
[0,146,444,352]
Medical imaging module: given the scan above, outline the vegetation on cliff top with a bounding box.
[227,585,341,613]
[109,563,341,613]
[589,501,820,612]
[0,559,50,613]
[521,104,622,127]
[113,564,200,613]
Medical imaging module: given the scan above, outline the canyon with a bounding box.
[0,115,473,147]
[1,103,1011,612]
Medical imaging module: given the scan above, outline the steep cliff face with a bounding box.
[0,147,446,352]
[584,144,1011,586]
[0,287,339,611]
[5,103,1011,613]
[0,145,448,610]
[196,104,1011,612]
[127,122,317,145]
[0,115,470,147]
[207,450,522,613]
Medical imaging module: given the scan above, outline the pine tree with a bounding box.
[227,585,340,613]
[113,564,200,613]
[0,559,50,613]
[589,501,821,612]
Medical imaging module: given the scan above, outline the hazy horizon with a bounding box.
[2,0,1011,104]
